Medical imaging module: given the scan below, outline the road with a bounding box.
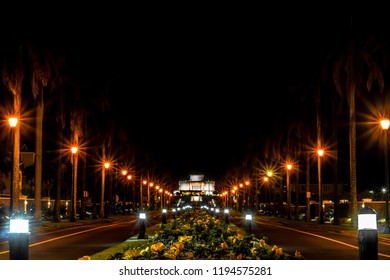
[0,212,162,260]
[229,212,390,260]
[0,210,389,260]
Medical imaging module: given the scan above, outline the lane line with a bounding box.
[254,220,390,259]
[0,219,137,255]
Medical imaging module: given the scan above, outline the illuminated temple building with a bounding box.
[173,174,217,208]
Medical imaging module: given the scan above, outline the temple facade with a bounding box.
[173,174,216,207]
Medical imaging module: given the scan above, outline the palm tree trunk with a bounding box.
[79,152,87,220]
[34,93,43,220]
[332,96,340,225]
[294,167,299,220]
[349,85,358,228]
[305,152,311,222]
[100,145,106,218]
[53,128,63,222]
[12,93,21,214]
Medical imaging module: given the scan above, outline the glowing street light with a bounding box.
[8,117,18,215]
[317,149,325,224]
[244,180,250,210]
[148,182,154,210]
[70,146,78,222]
[100,161,110,218]
[381,118,390,233]
[159,188,163,210]
[121,170,127,203]
[140,179,147,211]
[286,163,293,220]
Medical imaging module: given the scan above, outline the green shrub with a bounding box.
[106,209,304,260]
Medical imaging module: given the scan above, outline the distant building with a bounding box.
[173,174,217,207]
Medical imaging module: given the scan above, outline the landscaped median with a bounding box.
[80,208,304,260]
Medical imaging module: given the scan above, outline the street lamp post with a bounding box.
[263,176,270,213]
[266,171,274,213]
[239,183,244,211]
[100,162,110,218]
[245,180,250,210]
[159,188,163,210]
[8,117,18,215]
[70,146,78,222]
[286,164,292,220]
[148,182,153,210]
[140,180,147,211]
[318,149,325,224]
[121,170,127,203]
[381,119,390,234]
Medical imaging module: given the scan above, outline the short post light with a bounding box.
[9,213,30,260]
[357,207,378,260]
[224,208,230,224]
[215,208,220,218]
[172,208,177,219]
[162,208,167,224]
[138,212,147,239]
[245,213,253,235]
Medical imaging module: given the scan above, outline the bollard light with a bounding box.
[224,208,230,224]
[357,207,378,260]
[172,208,176,219]
[358,208,377,230]
[162,208,167,224]
[245,213,253,235]
[9,213,30,260]
[9,219,29,233]
[138,212,147,239]
[215,208,220,218]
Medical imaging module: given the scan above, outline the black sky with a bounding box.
[3,3,390,186]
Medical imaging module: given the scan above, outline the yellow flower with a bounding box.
[174,242,184,250]
[151,242,165,253]
[276,248,283,256]
[250,247,257,256]
[140,247,150,255]
[197,219,203,225]
[236,233,244,241]
[178,235,193,243]
[295,250,303,259]
[163,252,176,260]
[183,251,194,259]
[169,242,184,256]
[78,255,91,260]
[220,242,229,250]
[271,245,278,252]
[259,239,265,248]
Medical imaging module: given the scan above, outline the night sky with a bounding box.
[3,4,390,188]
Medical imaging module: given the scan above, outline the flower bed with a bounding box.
[105,209,304,260]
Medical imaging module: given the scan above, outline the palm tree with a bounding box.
[323,28,386,227]
[70,101,83,222]
[53,88,66,222]
[28,42,58,221]
[1,39,23,214]
[1,37,60,219]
